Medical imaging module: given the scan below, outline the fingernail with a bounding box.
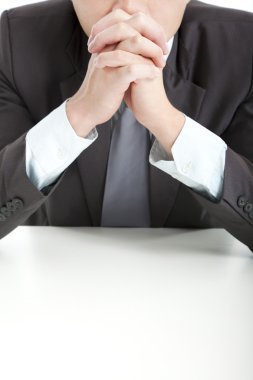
[88,40,95,52]
[88,35,94,46]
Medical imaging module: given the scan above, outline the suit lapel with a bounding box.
[59,21,111,226]
[150,31,206,227]
[59,2,207,227]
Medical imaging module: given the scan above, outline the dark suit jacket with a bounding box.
[0,0,253,249]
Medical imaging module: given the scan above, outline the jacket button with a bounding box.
[6,201,16,212]
[0,206,11,217]
[12,198,24,210]
[0,213,6,222]
[237,196,247,208]
[244,202,253,214]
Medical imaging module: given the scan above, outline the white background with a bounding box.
[0,0,253,15]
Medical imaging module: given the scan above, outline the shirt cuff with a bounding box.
[149,115,227,200]
[26,100,98,190]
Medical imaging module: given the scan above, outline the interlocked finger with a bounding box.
[90,9,131,40]
[94,50,153,69]
[116,64,161,86]
[116,35,165,68]
[89,10,168,55]
[89,22,140,54]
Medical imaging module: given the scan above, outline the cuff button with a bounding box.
[0,213,7,222]
[6,202,16,212]
[12,198,24,210]
[0,207,11,217]
[181,161,192,174]
[237,196,247,208]
[244,202,253,214]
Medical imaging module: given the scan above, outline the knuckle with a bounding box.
[127,65,137,75]
[135,12,146,25]
[131,34,142,45]
[113,8,125,18]
[117,21,127,33]
[114,50,124,60]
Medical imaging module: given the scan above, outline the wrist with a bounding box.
[149,105,186,155]
[65,97,96,138]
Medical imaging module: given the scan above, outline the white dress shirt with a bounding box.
[26,37,227,199]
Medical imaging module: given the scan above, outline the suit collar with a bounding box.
[59,1,206,227]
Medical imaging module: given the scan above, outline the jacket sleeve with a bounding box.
[0,10,58,239]
[188,74,253,251]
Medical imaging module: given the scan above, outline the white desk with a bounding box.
[0,227,252,380]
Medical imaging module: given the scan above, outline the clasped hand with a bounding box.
[67,8,181,142]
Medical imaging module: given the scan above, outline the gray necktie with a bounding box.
[101,101,151,227]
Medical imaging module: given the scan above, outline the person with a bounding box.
[0,0,252,250]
